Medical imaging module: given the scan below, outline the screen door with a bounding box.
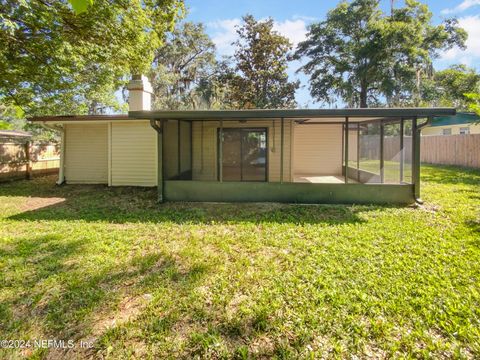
[219,128,267,181]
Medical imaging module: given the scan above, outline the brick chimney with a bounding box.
[127,75,153,111]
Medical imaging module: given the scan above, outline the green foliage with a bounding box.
[464,93,480,118]
[149,16,299,110]
[227,15,299,109]
[421,65,480,109]
[150,22,219,110]
[68,0,93,14]
[0,0,184,116]
[295,0,467,108]
[0,120,11,129]
[0,103,24,129]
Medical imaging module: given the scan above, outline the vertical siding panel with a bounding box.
[293,124,343,176]
[111,121,157,186]
[65,123,108,184]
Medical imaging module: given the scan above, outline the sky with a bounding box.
[183,0,480,107]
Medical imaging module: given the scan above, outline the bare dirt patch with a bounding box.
[20,197,65,212]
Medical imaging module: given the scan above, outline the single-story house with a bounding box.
[0,130,32,143]
[29,75,456,204]
[422,112,480,136]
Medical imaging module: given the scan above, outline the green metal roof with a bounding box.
[430,112,480,127]
[129,108,456,120]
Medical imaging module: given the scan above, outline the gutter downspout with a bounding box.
[41,122,65,185]
[150,119,164,203]
[413,117,432,204]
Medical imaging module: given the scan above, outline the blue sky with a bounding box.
[183,0,480,107]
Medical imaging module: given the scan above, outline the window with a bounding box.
[218,128,267,181]
[459,127,470,135]
[442,128,452,135]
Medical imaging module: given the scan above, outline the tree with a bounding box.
[383,3,468,106]
[0,0,184,116]
[150,22,219,110]
[295,0,467,108]
[68,0,93,14]
[227,15,299,109]
[0,103,23,130]
[465,93,480,118]
[421,65,480,109]
[188,59,237,109]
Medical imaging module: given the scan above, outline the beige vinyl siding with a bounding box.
[111,121,157,186]
[348,129,358,163]
[192,119,292,182]
[422,123,480,136]
[293,124,343,176]
[65,123,108,184]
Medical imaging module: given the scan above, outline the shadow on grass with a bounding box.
[0,234,209,351]
[421,164,480,185]
[1,176,399,225]
[465,219,480,248]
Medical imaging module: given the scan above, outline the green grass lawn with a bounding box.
[0,165,479,359]
[349,160,413,184]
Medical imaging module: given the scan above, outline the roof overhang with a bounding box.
[28,114,129,123]
[28,108,457,123]
[0,130,32,138]
[129,108,456,122]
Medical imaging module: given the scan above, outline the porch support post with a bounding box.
[380,121,384,183]
[150,119,164,203]
[24,140,31,180]
[280,117,284,183]
[177,120,181,178]
[219,119,223,182]
[357,123,360,182]
[58,125,66,185]
[344,117,349,184]
[400,118,404,183]
[413,117,421,201]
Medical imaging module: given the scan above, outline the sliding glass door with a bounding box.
[219,128,267,182]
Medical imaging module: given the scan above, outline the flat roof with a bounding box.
[29,108,456,123]
[0,130,32,137]
[28,114,129,122]
[129,108,456,121]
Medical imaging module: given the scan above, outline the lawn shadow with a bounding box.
[465,219,480,248]
[421,164,480,186]
[2,176,401,226]
[0,234,209,357]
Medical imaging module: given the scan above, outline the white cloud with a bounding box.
[441,0,480,15]
[209,18,242,56]
[273,19,308,46]
[439,15,480,67]
[208,17,308,56]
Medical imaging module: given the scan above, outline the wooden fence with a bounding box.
[421,134,480,168]
[358,135,413,163]
[0,142,60,182]
[357,134,479,169]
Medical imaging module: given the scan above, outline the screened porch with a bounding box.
[129,108,455,204]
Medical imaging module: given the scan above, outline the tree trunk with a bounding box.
[360,83,368,108]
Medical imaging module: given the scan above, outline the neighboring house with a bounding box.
[422,112,480,136]
[29,75,455,204]
[0,130,32,143]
